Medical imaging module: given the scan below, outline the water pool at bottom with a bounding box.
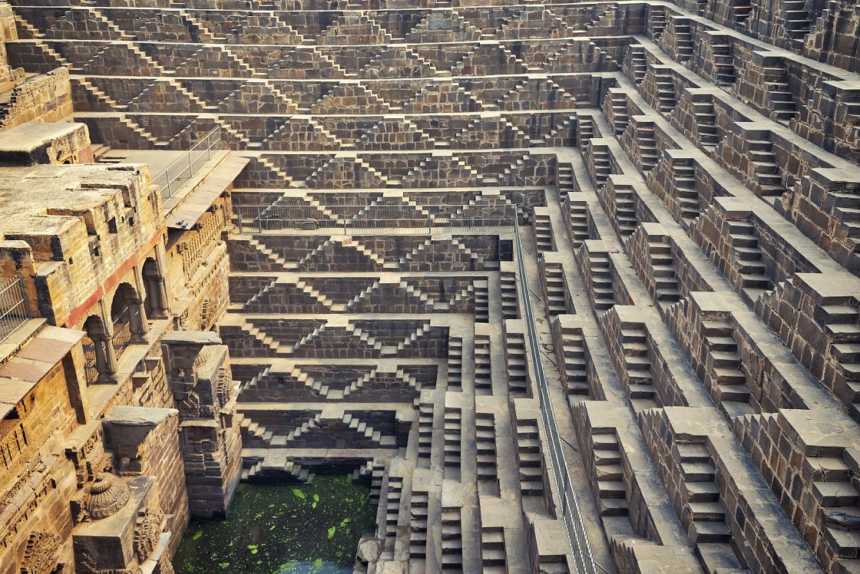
[173,475,377,574]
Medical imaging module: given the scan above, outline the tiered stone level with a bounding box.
[0,0,858,573]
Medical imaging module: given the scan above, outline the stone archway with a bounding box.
[110,282,148,357]
[82,314,116,385]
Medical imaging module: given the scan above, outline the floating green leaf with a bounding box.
[191,530,203,541]
[290,488,306,500]
[327,526,336,540]
[247,544,259,555]
[217,562,230,570]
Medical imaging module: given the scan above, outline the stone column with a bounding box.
[130,270,150,343]
[161,331,243,518]
[153,242,173,315]
[96,298,119,383]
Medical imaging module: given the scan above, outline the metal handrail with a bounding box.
[0,277,28,344]
[512,217,597,574]
[153,127,222,202]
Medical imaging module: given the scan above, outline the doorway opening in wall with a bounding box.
[173,468,377,574]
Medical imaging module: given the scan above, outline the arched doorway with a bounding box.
[82,314,115,384]
[110,282,148,358]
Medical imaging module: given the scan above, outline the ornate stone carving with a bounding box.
[214,367,232,409]
[19,531,61,574]
[132,509,164,563]
[80,474,130,521]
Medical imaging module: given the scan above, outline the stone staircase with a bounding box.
[557,162,574,196]
[500,263,519,319]
[236,319,281,354]
[294,278,336,310]
[558,326,590,398]
[417,399,434,463]
[587,249,616,310]
[474,331,493,395]
[577,115,596,150]
[608,91,629,136]
[341,413,396,447]
[781,0,812,45]
[702,318,753,413]
[612,183,638,238]
[443,406,462,472]
[763,63,799,124]
[473,280,490,323]
[345,280,381,311]
[734,0,753,25]
[565,196,591,246]
[179,9,226,43]
[532,207,555,252]
[256,156,293,185]
[284,414,322,445]
[628,44,647,84]
[810,452,860,563]
[440,505,464,572]
[541,257,569,316]
[649,6,668,38]
[241,454,314,482]
[239,365,273,394]
[588,141,612,189]
[635,121,660,174]
[481,527,506,572]
[827,305,860,419]
[393,320,433,355]
[653,68,677,114]
[74,77,126,110]
[505,327,529,396]
[747,136,785,196]
[620,323,658,410]
[340,368,378,398]
[447,336,463,391]
[672,156,701,223]
[727,220,773,301]
[676,442,748,572]
[672,17,694,62]
[710,37,736,86]
[515,418,545,497]
[409,490,429,558]
[383,473,402,541]
[648,236,681,305]
[475,412,498,485]
[691,95,720,150]
[344,324,384,355]
[591,431,628,518]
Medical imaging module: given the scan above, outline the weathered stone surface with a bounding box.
[0,0,858,573]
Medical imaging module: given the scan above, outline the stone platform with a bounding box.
[3,0,858,573]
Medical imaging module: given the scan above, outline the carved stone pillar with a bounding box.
[161,331,242,518]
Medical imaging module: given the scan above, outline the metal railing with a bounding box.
[0,277,28,343]
[512,217,598,574]
[152,127,222,202]
[233,203,519,234]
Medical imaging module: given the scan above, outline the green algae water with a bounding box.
[173,475,377,574]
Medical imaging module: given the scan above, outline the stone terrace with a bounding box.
[4,0,859,572]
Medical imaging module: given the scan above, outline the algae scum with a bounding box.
[174,475,376,574]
